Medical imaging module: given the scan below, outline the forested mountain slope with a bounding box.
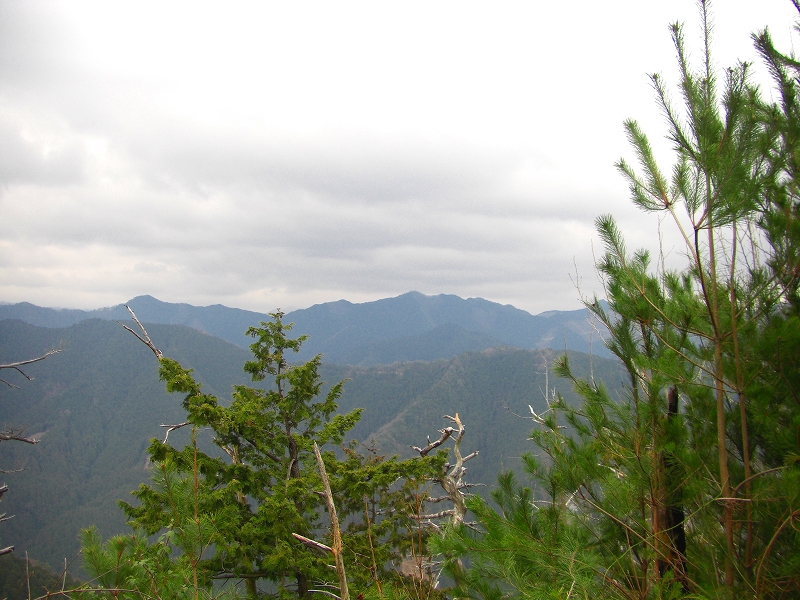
[0,318,621,577]
[0,319,251,576]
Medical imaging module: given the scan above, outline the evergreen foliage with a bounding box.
[435,3,800,598]
[82,312,443,599]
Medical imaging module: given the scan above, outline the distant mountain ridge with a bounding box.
[0,292,611,363]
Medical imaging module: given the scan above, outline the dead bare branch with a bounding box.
[414,413,474,529]
[419,509,455,520]
[461,451,479,463]
[425,496,451,503]
[313,442,349,600]
[308,590,341,600]
[294,444,349,600]
[0,430,38,444]
[118,305,163,359]
[0,348,62,387]
[292,533,332,554]
[412,427,454,456]
[160,422,189,443]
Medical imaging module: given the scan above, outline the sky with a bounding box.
[0,1,797,315]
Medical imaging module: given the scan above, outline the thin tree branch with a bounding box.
[308,590,342,600]
[419,509,455,520]
[312,441,350,600]
[0,430,38,444]
[159,422,189,443]
[412,427,454,456]
[292,533,332,554]
[0,348,62,387]
[118,305,163,359]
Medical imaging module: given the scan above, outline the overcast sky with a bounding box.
[0,1,797,315]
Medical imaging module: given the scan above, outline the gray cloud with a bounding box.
[0,0,793,315]
[0,119,86,186]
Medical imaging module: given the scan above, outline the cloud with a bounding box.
[0,0,795,315]
[0,114,87,187]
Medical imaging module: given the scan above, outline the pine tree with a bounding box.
[83,310,443,600]
[435,2,800,598]
[117,311,359,598]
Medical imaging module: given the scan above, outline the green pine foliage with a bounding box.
[82,311,444,600]
[78,453,238,600]
[119,311,360,598]
[435,2,800,599]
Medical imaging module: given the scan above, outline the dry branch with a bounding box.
[0,348,62,388]
[314,442,349,600]
[413,413,475,530]
[308,590,341,600]
[412,427,454,456]
[419,509,455,520]
[293,444,350,600]
[118,305,163,359]
[292,533,332,554]
[0,430,38,445]
[160,422,189,443]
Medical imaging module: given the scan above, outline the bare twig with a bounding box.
[292,533,333,554]
[419,509,455,520]
[412,427,454,456]
[118,305,163,359]
[0,429,38,444]
[294,445,350,600]
[0,348,62,387]
[425,496,451,504]
[308,590,342,600]
[461,451,479,463]
[160,422,189,443]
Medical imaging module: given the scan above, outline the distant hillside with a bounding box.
[0,296,264,347]
[0,319,251,578]
[288,291,610,361]
[0,292,611,363]
[0,319,622,577]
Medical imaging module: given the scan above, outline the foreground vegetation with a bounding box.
[435,3,800,599]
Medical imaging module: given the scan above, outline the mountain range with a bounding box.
[0,292,610,363]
